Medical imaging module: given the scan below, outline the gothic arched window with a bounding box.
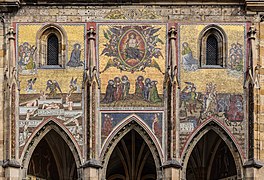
[199,25,227,68]
[36,24,67,68]
[47,34,59,65]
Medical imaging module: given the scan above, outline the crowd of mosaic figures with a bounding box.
[18,42,37,73]
[102,75,162,103]
[180,82,243,122]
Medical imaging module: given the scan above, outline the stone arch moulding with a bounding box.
[100,114,164,179]
[20,117,82,172]
[198,24,228,67]
[36,23,68,68]
[180,117,244,179]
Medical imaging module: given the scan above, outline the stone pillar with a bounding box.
[168,26,180,160]
[82,26,101,179]
[169,26,177,78]
[163,161,181,180]
[88,26,96,78]
[162,26,182,180]
[82,162,101,180]
[0,16,6,179]
[7,27,15,71]
[246,17,264,179]
[2,26,20,179]
[244,24,263,179]
[3,160,20,180]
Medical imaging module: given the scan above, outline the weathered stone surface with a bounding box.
[0,1,263,179]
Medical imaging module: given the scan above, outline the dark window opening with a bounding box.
[206,35,218,65]
[47,34,59,65]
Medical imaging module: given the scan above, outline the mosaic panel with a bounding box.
[17,24,86,75]
[101,112,163,146]
[178,24,246,153]
[16,23,86,155]
[98,23,167,108]
[179,24,245,93]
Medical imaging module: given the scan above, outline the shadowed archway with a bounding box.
[186,130,237,180]
[27,130,78,180]
[106,130,156,180]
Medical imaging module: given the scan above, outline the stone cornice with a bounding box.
[20,0,244,6]
[0,0,20,12]
[246,0,264,11]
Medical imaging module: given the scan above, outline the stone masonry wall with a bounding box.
[8,5,252,23]
[1,3,264,179]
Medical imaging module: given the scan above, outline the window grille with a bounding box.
[47,34,59,65]
[206,35,218,65]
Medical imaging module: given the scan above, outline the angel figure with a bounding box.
[46,80,62,97]
[69,77,79,95]
[26,78,37,92]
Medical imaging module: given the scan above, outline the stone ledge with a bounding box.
[0,1,20,13]
[246,1,264,11]
[2,159,20,168]
[81,159,102,169]
[244,159,263,169]
[162,160,182,169]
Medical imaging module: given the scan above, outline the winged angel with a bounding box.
[46,80,62,97]
[69,77,79,95]
[101,26,164,73]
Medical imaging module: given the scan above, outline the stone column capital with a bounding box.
[87,26,96,40]
[169,26,177,40]
[7,26,15,40]
[248,25,256,40]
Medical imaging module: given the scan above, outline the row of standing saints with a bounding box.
[102,75,161,104]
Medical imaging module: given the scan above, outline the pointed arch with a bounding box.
[181,119,243,179]
[100,115,163,179]
[36,23,68,68]
[20,117,82,171]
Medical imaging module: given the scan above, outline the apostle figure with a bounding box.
[135,76,144,98]
[149,81,162,103]
[114,77,123,101]
[152,113,161,140]
[143,78,151,101]
[121,75,130,100]
[101,80,115,103]
[67,43,83,67]
[102,114,113,137]
[182,42,198,71]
